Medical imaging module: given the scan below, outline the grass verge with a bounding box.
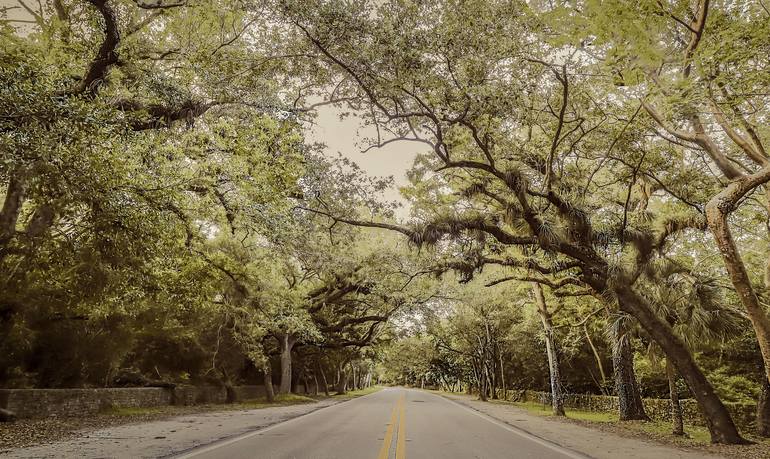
[502,399,716,445]
[103,393,319,417]
[333,385,383,399]
[480,396,770,458]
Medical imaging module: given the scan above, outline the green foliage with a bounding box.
[2,2,769,444]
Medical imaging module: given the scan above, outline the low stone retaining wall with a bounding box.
[497,389,757,433]
[0,385,275,419]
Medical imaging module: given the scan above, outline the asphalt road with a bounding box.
[174,388,588,459]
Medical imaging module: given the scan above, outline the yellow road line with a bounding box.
[396,391,406,459]
[377,396,401,459]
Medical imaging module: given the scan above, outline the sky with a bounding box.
[309,105,427,220]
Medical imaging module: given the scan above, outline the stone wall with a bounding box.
[497,389,758,433]
[0,385,276,419]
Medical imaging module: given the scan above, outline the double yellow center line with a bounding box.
[377,392,407,459]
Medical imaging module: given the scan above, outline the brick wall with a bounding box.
[0,385,275,419]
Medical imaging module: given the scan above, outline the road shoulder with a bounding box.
[0,391,377,459]
[436,392,732,459]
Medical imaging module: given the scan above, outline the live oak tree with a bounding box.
[3,0,770,445]
[283,0,751,442]
[560,0,770,436]
[0,0,308,388]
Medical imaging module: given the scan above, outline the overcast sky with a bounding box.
[309,105,426,220]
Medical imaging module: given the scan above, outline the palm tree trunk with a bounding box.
[611,318,649,421]
[759,378,770,437]
[614,287,744,443]
[666,359,685,436]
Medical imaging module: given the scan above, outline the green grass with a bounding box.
[498,400,617,423]
[237,393,317,409]
[633,420,712,445]
[498,399,716,446]
[334,385,383,398]
[439,392,770,454]
[102,393,318,417]
[102,387,383,418]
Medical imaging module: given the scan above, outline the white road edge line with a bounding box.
[427,391,593,459]
[172,389,392,459]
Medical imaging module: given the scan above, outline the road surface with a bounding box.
[174,388,587,459]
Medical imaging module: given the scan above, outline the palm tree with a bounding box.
[642,260,743,436]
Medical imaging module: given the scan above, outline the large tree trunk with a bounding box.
[666,359,685,436]
[263,362,275,402]
[759,378,770,437]
[705,168,770,387]
[220,368,237,404]
[533,283,565,416]
[318,362,330,396]
[0,168,28,258]
[277,333,296,394]
[615,287,744,443]
[610,318,649,421]
[336,363,347,395]
[474,359,487,401]
[312,372,320,396]
[300,369,309,395]
[490,349,498,399]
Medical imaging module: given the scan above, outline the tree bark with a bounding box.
[666,359,685,436]
[705,167,770,387]
[474,359,488,401]
[610,318,649,421]
[312,372,320,396]
[759,378,770,437]
[490,348,498,399]
[220,368,237,404]
[498,346,507,399]
[300,369,309,395]
[0,168,27,257]
[263,362,275,402]
[336,363,347,395]
[533,283,566,416]
[277,333,296,394]
[614,287,744,443]
[318,362,330,396]
[584,323,607,393]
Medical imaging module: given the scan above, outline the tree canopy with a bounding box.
[2,0,770,445]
